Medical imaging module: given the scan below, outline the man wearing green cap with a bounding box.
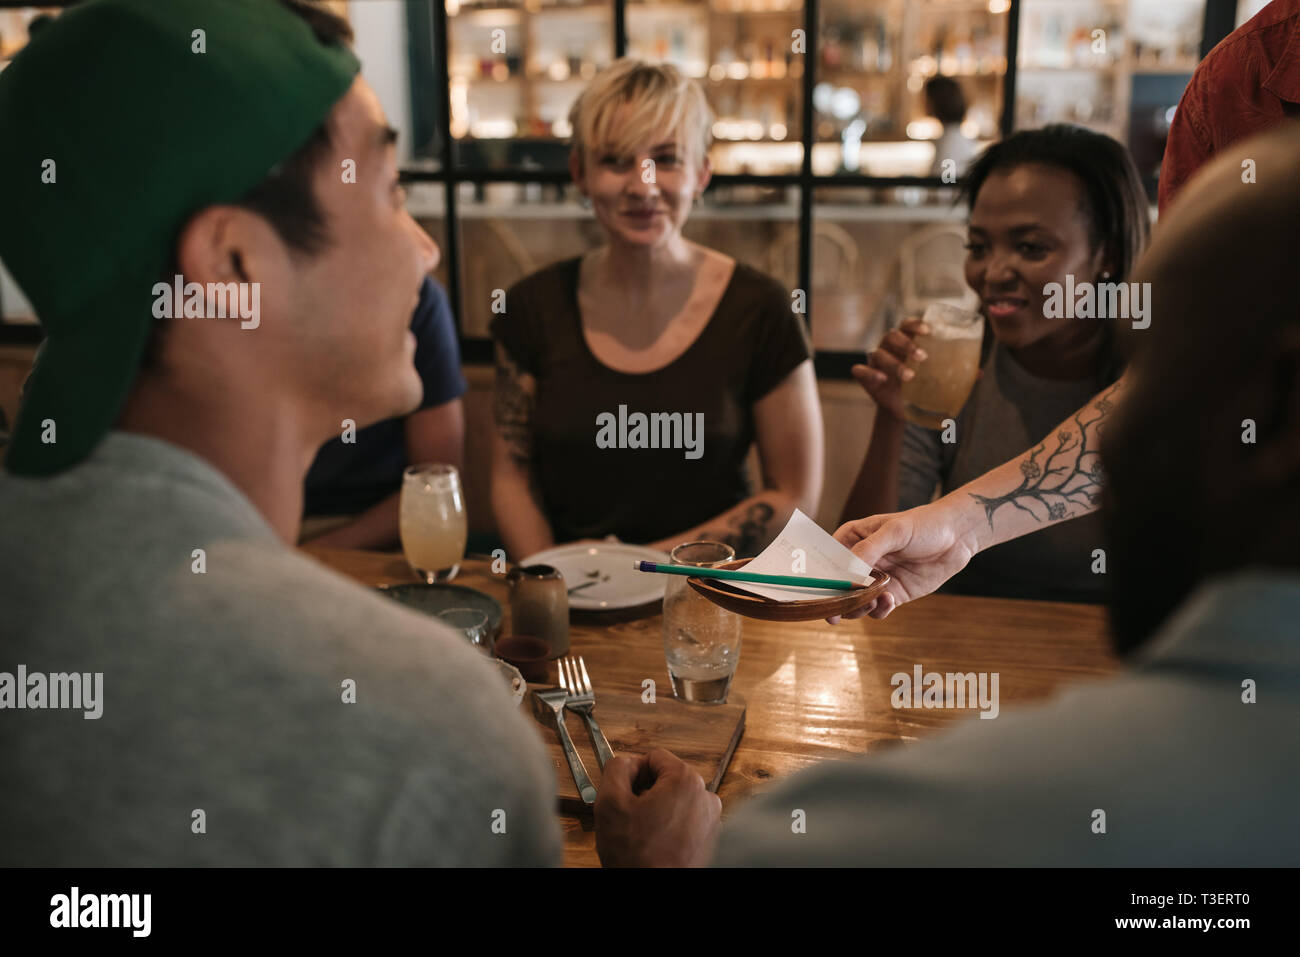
[0,0,569,865]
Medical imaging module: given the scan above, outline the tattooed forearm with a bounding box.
[699,501,777,558]
[492,344,535,467]
[968,381,1119,529]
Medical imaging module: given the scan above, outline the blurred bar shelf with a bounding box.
[0,0,1237,363]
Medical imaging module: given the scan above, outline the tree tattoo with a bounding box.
[700,500,777,557]
[968,385,1117,528]
[492,344,536,467]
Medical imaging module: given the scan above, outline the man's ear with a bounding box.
[1247,325,1300,486]
[175,206,284,286]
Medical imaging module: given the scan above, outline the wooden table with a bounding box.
[304,546,1120,867]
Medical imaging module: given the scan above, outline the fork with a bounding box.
[559,655,616,770]
[534,685,597,805]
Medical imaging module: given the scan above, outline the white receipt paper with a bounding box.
[729,509,874,602]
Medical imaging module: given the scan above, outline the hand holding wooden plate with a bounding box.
[687,558,891,622]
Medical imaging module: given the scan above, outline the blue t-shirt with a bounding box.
[304,277,467,516]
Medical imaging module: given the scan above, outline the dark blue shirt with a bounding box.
[304,277,466,516]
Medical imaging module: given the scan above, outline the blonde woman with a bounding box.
[490,58,822,560]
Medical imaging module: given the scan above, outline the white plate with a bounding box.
[520,543,672,611]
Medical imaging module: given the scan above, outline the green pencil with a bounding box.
[632,560,867,591]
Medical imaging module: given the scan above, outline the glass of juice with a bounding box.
[400,464,467,583]
[898,302,984,430]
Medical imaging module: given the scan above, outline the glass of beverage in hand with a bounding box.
[897,302,984,430]
[400,464,467,583]
[662,541,743,704]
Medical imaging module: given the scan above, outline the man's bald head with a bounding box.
[1101,120,1300,654]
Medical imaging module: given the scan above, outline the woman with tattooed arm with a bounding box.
[840,127,1149,602]
[490,60,823,562]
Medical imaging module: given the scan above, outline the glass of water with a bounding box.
[662,541,742,704]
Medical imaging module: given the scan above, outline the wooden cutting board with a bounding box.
[527,687,746,813]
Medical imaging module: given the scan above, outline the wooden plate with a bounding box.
[687,558,891,622]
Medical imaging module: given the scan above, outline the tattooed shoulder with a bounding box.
[493,344,536,466]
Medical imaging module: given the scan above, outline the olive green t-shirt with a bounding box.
[491,257,811,545]
[898,338,1119,602]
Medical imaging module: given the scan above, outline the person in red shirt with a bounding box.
[1159,0,1300,214]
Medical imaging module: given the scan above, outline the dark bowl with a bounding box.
[495,635,551,683]
[374,583,503,638]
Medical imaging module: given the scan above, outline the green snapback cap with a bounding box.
[0,0,360,476]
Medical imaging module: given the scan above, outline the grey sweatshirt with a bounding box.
[0,432,561,866]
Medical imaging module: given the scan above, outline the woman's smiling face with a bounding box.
[964,162,1110,350]
[571,104,710,249]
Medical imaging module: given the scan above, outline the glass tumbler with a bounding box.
[897,302,984,430]
[661,541,743,704]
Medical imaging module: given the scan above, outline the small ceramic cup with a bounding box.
[494,634,551,683]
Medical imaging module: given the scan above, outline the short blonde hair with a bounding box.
[568,59,713,169]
